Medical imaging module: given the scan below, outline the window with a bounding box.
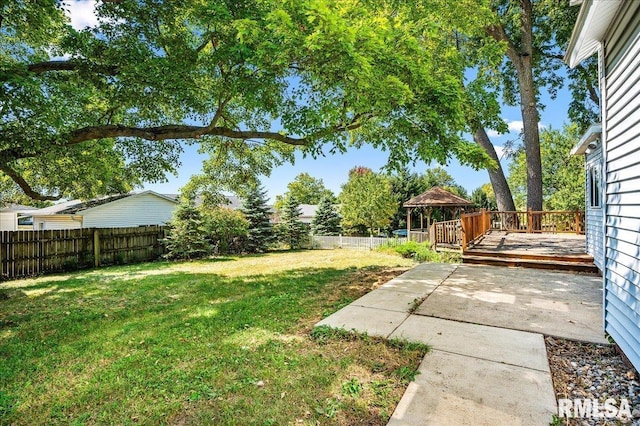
[589,164,601,208]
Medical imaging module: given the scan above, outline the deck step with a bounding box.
[462,254,600,274]
[464,250,595,264]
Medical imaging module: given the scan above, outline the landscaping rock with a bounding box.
[546,336,640,425]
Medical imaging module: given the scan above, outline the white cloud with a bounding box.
[66,1,99,30]
[506,120,524,133]
[504,119,547,133]
[486,129,502,137]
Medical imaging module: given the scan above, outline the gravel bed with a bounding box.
[546,336,640,425]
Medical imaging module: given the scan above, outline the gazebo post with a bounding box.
[406,208,411,240]
[420,210,424,231]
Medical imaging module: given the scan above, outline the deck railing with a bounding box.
[460,211,492,251]
[488,210,584,234]
[434,220,462,248]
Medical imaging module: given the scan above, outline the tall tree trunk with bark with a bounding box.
[517,61,543,211]
[486,0,544,211]
[473,126,516,211]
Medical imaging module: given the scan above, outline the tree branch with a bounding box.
[485,23,521,67]
[26,60,119,75]
[0,163,62,201]
[65,124,312,146]
[575,63,600,105]
[1,114,369,163]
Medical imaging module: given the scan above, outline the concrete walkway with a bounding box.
[315,263,605,425]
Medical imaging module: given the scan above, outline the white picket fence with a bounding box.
[312,235,407,250]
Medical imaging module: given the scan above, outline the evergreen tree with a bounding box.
[276,195,307,249]
[311,196,342,236]
[163,203,211,260]
[240,186,273,253]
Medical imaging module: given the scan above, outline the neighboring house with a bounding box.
[566,0,640,371]
[298,204,319,224]
[271,204,318,224]
[31,191,179,230]
[0,204,38,231]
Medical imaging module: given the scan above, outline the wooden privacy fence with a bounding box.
[1,226,167,280]
[312,235,407,250]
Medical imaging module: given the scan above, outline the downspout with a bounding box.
[598,41,608,336]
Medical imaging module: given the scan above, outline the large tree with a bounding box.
[508,123,584,211]
[274,173,334,210]
[471,0,598,211]
[1,0,493,202]
[339,167,397,235]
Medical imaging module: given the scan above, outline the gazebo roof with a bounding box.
[403,186,474,208]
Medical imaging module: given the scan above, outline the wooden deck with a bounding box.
[463,231,598,273]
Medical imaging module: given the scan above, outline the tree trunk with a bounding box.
[516,60,543,211]
[516,0,543,211]
[484,0,544,212]
[473,127,516,212]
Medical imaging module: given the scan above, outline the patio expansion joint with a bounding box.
[349,303,414,315]
[383,265,460,339]
[429,347,551,374]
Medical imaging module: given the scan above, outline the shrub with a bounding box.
[202,207,248,255]
[378,241,460,263]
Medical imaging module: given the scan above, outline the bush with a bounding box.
[378,241,460,263]
[202,207,248,255]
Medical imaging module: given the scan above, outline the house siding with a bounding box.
[602,2,640,372]
[585,146,604,271]
[33,215,82,230]
[0,212,17,231]
[81,192,176,228]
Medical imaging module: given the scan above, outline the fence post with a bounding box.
[93,229,100,267]
[430,223,436,250]
[370,234,373,250]
[339,234,343,249]
[527,209,533,233]
[575,210,580,235]
[461,216,468,252]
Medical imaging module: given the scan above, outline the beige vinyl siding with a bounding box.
[0,212,17,231]
[602,2,640,372]
[585,146,604,271]
[81,192,177,228]
[33,215,82,230]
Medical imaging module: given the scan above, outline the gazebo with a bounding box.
[403,186,474,235]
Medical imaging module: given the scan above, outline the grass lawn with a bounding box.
[0,250,427,425]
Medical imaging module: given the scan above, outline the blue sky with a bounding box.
[68,1,573,202]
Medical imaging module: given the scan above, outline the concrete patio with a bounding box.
[315,262,605,425]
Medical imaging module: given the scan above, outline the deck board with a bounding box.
[467,231,588,257]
